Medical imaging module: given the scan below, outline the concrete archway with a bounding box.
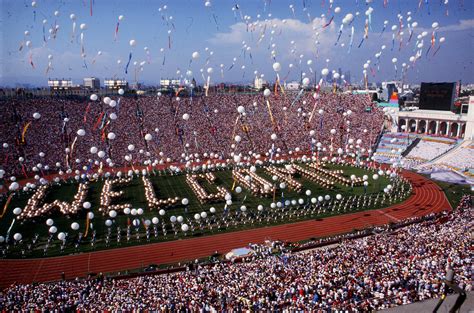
[427,120,437,134]
[439,121,447,136]
[450,123,459,137]
[418,120,427,134]
[408,119,417,133]
[398,119,407,132]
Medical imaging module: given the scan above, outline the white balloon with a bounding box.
[263,89,271,97]
[343,13,354,24]
[272,62,281,72]
[46,218,54,226]
[129,39,136,47]
[71,222,80,230]
[33,112,41,119]
[13,233,22,241]
[9,182,19,191]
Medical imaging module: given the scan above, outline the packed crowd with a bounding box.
[406,139,454,163]
[1,198,471,311]
[0,92,383,179]
[437,145,474,171]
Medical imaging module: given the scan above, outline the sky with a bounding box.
[0,0,473,87]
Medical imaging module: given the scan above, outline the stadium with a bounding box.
[0,0,472,311]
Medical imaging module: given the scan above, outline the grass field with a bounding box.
[428,178,472,208]
[0,163,407,258]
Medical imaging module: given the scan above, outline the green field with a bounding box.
[0,163,408,258]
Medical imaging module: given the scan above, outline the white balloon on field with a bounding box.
[71,222,80,230]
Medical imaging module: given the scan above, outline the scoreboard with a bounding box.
[418,82,456,111]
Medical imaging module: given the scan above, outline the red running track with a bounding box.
[0,171,451,289]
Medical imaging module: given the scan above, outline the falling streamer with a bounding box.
[124,52,132,74]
